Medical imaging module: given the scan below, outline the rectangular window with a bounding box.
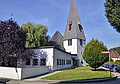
[64,60,65,65]
[62,59,64,65]
[66,60,71,65]
[26,59,30,65]
[60,59,61,65]
[33,59,38,65]
[68,39,72,46]
[69,21,72,30]
[80,39,82,46]
[40,59,46,66]
[57,59,59,65]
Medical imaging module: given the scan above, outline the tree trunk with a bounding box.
[95,67,96,71]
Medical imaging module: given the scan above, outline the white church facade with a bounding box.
[0,0,86,80]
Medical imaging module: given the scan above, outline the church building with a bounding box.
[0,0,86,80]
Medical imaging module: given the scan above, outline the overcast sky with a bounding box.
[0,0,120,49]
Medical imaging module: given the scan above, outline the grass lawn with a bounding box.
[42,66,110,81]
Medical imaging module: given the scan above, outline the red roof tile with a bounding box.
[110,51,120,58]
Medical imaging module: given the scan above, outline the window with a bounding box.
[57,59,66,66]
[66,60,71,65]
[40,59,46,65]
[68,39,72,46]
[63,60,65,65]
[69,21,72,30]
[78,24,83,32]
[60,59,61,65]
[26,59,30,65]
[80,39,82,46]
[33,59,38,65]
[81,61,83,64]
[62,59,64,65]
[57,59,59,65]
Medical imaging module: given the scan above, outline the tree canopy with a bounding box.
[83,39,109,70]
[0,19,33,67]
[104,0,120,33]
[110,46,120,54]
[22,22,50,48]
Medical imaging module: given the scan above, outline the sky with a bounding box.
[0,0,120,49]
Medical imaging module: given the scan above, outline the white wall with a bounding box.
[77,39,86,66]
[112,58,120,62]
[21,66,49,79]
[0,67,22,80]
[64,39,86,66]
[53,49,73,70]
[0,66,49,80]
[33,48,54,67]
[64,39,77,54]
[33,48,73,71]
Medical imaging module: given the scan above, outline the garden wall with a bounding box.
[0,66,49,80]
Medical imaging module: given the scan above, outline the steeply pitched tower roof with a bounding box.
[64,0,86,40]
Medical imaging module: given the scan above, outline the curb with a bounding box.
[57,76,117,83]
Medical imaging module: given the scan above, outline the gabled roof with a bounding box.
[49,31,65,50]
[110,51,120,58]
[64,0,86,40]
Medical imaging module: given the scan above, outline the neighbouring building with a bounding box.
[0,0,86,80]
[110,51,120,62]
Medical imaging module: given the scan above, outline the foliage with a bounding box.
[110,46,120,54]
[0,19,33,67]
[42,66,110,80]
[83,39,109,70]
[115,60,120,64]
[104,0,120,33]
[22,22,50,48]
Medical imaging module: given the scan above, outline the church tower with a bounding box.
[63,0,86,66]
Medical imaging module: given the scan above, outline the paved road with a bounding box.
[4,78,120,84]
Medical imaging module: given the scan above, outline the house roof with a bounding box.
[49,31,65,50]
[64,0,86,40]
[110,51,120,58]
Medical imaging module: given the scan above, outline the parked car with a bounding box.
[102,64,109,68]
[116,65,120,73]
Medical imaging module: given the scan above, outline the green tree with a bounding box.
[110,46,120,54]
[83,39,109,70]
[22,22,50,48]
[104,0,120,33]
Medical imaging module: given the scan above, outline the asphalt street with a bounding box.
[0,78,118,84]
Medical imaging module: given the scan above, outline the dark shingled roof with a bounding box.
[49,31,65,50]
[64,0,86,40]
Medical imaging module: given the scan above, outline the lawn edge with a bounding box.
[58,76,117,83]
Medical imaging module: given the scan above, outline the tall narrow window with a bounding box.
[26,59,30,65]
[80,39,82,46]
[69,21,72,30]
[68,39,72,46]
[78,24,83,32]
[57,59,59,65]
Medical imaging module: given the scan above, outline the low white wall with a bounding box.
[0,66,49,80]
[0,67,22,80]
[21,66,49,79]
